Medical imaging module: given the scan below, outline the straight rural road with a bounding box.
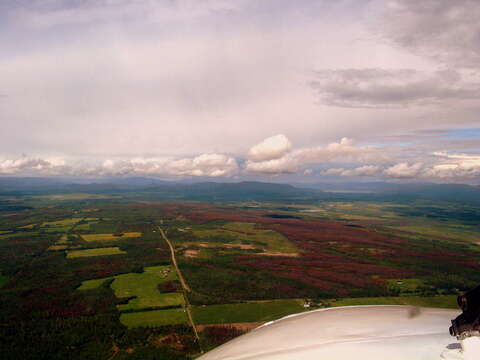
[158,226,191,291]
[158,226,202,352]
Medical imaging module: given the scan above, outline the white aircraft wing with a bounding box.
[198,305,461,360]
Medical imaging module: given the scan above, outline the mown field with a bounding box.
[0,195,479,359]
[66,247,127,258]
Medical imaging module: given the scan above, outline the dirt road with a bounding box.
[158,226,202,351]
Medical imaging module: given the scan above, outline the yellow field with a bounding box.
[48,245,68,251]
[42,218,83,227]
[81,232,142,242]
[66,247,126,258]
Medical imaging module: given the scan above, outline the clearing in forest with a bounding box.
[66,247,126,258]
[120,308,188,328]
[79,265,185,311]
[192,300,306,325]
[192,222,297,254]
[41,218,83,227]
[81,232,142,242]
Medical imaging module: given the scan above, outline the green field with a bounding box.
[73,223,92,231]
[192,222,298,254]
[42,218,83,227]
[386,223,480,243]
[79,266,185,311]
[78,277,113,290]
[81,232,142,242]
[120,308,189,328]
[192,300,306,324]
[328,295,458,309]
[66,247,126,258]
[113,266,184,311]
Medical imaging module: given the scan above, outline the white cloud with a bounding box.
[424,152,480,179]
[0,153,238,178]
[323,165,382,177]
[293,137,387,164]
[383,162,424,179]
[246,136,387,175]
[0,156,52,175]
[167,153,239,177]
[248,134,292,162]
[245,156,298,174]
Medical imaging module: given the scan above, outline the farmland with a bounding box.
[120,308,189,328]
[81,232,142,242]
[66,247,127,258]
[0,188,479,359]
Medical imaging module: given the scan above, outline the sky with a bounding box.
[1,0,479,183]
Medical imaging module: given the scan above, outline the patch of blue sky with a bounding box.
[442,128,480,140]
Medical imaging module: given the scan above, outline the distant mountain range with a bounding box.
[0,177,479,204]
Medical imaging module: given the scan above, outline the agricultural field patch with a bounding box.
[385,223,480,243]
[77,277,113,290]
[328,295,457,309]
[81,232,142,242]
[79,266,184,311]
[47,245,68,251]
[192,222,297,255]
[386,278,434,296]
[120,308,189,328]
[66,247,126,258]
[192,300,306,324]
[113,266,184,311]
[41,218,83,227]
[57,234,70,244]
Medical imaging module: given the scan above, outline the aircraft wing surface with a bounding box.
[198,305,460,360]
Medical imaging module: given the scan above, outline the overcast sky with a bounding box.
[1,0,479,183]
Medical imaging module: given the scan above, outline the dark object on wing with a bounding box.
[449,285,480,339]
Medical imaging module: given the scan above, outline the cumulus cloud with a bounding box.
[245,156,299,175]
[295,137,388,164]
[0,156,55,175]
[378,0,480,68]
[0,153,239,178]
[310,68,480,108]
[383,162,424,179]
[321,152,480,181]
[248,134,292,162]
[167,153,239,177]
[323,165,382,177]
[246,136,387,174]
[424,152,480,179]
